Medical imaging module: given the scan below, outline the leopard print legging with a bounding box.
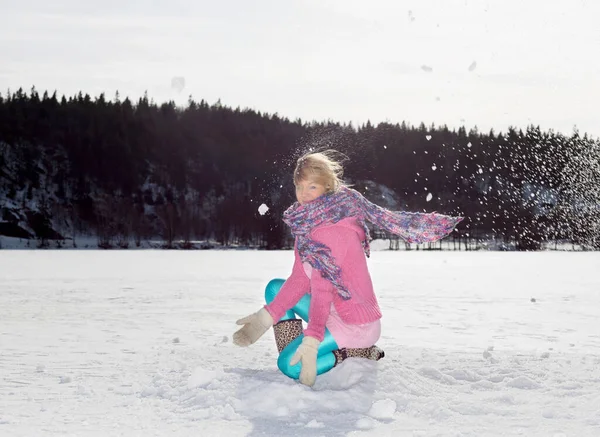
[272,319,384,365]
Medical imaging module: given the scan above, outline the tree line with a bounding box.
[0,87,598,250]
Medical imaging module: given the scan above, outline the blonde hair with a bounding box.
[293,150,346,193]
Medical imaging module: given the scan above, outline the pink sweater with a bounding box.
[264,217,382,342]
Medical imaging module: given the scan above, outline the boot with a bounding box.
[333,345,385,366]
[272,319,304,353]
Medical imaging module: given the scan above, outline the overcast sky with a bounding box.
[2,0,599,137]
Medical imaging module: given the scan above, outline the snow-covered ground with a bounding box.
[1,250,599,436]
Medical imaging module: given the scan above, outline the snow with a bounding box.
[170,76,185,93]
[1,250,600,436]
[258,204,269,216]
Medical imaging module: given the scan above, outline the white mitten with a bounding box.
[289,336,321,387]
[233,308,274,347]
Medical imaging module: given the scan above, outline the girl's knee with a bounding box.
[277,352,301,379]
[277,336,303,379]
[264,278,285,304]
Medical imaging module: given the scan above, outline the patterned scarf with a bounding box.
[283,186,463,300]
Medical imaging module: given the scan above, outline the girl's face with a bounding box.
[295,179,327,205]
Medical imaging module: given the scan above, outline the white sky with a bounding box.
[2,0,599,137]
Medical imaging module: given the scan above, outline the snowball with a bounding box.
[426,135,432,141]
[368,399,397,419]
[188,367,222,389]
[171,76,186,93]
[355,417,376,429]
[542,408,555,419]
[426,193,433,202]
[506,376,541,390]
[223,404,239,420]
[305,419,324,428]
[432,165,437,171]
[258,204,269,215]
[77,385,93,396]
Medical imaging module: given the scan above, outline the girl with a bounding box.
[233,151,462,387]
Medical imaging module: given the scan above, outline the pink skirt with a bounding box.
[326,304,381,348]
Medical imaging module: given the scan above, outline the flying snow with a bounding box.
[171,76,186,93]
[258,204,269,215]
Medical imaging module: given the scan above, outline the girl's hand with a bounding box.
[290,336,320,386]
[233,308,273,346]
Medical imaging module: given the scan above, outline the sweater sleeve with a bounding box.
[263,242,309,323]
[303,226,350,341]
